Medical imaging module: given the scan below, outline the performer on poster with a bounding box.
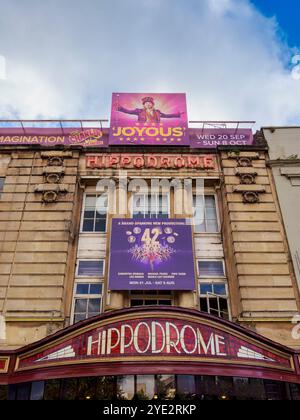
[116,96,185,124]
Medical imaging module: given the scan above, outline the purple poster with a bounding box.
[109,219,195,290]
[0,127,108,147]
[190,129,253,148]
[109,93,189,146]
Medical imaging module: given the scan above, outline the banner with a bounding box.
[190,129,253,148]
[109,93,189,146]
[0,128,108,147]
[189,128,253,149]
[109,219,195,290]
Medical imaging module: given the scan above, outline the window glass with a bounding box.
[199,283,213,295]
[76,284,89,294]
[214,283,226,295]
[193,195,218,233]
[117,376,135,400]
[95,377,116,400]
[30,381,44,400]
[16,383,31,400]
[76,283,103,295]
[90,284,103,294]
[145,300,158,306]
[177,375,196,400]
[74,313,87,323]
[77,377,98,400]
[133,193,169,219]
[0,178,4,197]
[136,375,155,400]
[88,298,101,315]
[44,380,61,400]
[8,385,17,401]
[60,379,78,400]
[156,375,176,400]
[160,300,172,306]
[130,298,172,307]
[198,261,224,277]
[82,194,107,232]
[78,260,104,277]
[75,299,87,313]
[0,385,8,400]
[131,299,144,307]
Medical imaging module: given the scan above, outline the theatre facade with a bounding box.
[0,94,300,400]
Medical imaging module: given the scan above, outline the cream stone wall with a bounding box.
[220,150,300,347]
[1,147,300,351]
[0,150,80,348]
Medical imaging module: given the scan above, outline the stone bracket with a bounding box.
[280,167,300,186]
[34,184,69,193]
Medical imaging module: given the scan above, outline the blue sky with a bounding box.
[0,0,299,127]
[252,0,300,47]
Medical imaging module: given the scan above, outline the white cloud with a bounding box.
[208,0,234,15]
[0,55,6,80]
[0,0,299,127]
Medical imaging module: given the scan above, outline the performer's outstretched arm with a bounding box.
[159,111,182,119]
[117,106,140,116]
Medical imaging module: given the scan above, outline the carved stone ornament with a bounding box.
[42,191,58,203]
[46,173,61,184]
[237,157,253,168]
[48,156,64,166]
[240,174,257,185]
[242,191,260,204]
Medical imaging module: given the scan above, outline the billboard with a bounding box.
[190,128,253,148]
[0,128,108,147]
[109,219,195,290]
[109,93,189,146]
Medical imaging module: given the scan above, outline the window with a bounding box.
[81,194,107,232]
[199,283,229,320]
[0,178,4,198]
[198,260,229,320]
[77,260,104,277]
[73,283,103,323]
[198,260,225,278]
[132,193,169,219]
[130,291,172,307]
[30,382,45,400]
[136,375,155,400]
[193,195,219,233]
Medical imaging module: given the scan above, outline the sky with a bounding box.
[0,0,300,128]
[252,0,300,47]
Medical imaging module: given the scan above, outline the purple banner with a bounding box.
[109,219,195,290]
[190,129,253,148]
[109,93,189,146]
[0,128,108,147]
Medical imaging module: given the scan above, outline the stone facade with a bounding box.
[0,140,299,350]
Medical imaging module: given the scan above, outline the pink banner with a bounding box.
[0,128,108,147]
[109,93,189,146]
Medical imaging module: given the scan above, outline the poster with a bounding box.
[109,219,195,290]
[190,128,253,148]
[0,127,108,147]
[109,93,189,146]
